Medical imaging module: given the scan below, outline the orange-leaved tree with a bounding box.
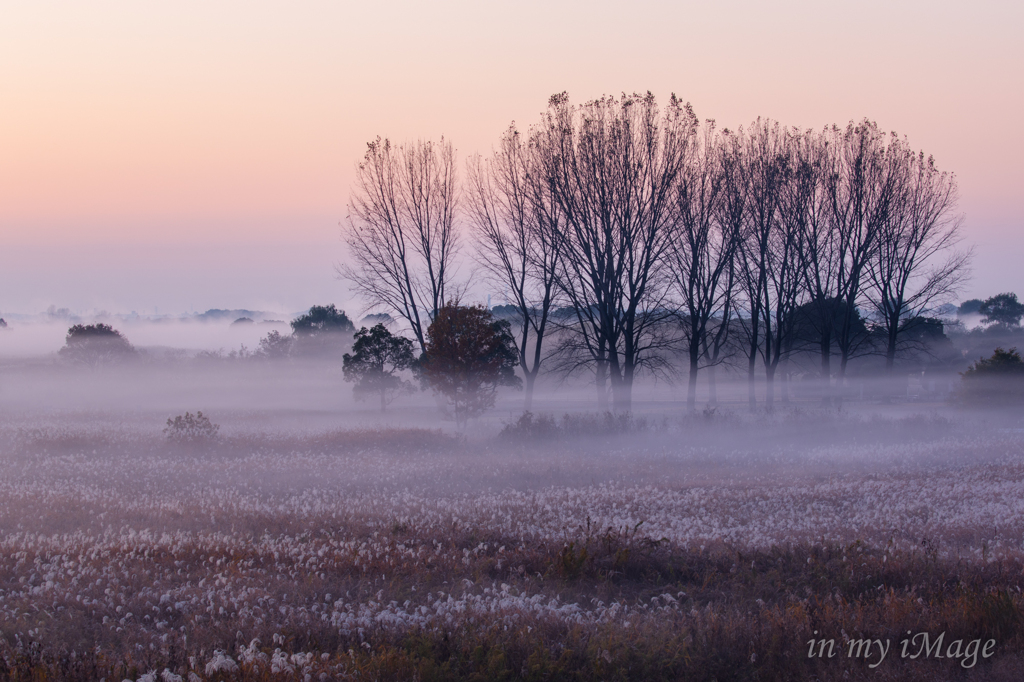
[418,304,521,426]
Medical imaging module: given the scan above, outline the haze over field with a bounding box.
[3,2,1024,680]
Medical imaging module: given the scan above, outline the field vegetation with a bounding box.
[0,411,1022,680]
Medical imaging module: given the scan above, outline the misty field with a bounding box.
[0,411,1023,680]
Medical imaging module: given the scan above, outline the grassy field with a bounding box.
[0,411,1022,680]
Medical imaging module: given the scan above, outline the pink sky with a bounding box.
[1,0,1021,315]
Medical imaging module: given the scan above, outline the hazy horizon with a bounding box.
[2,0,1021,315]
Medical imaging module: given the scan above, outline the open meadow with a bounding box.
[0,404,1022,681]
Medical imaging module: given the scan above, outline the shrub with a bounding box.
[498,411,559,441]
[164,411,220,442]
[255,329,292,359]
[957,347,1024,405]
[498,411,659,442]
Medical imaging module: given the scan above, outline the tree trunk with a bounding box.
[765,364,776,410]
[885,323,898,373]
[819,327,831,406]
[780,357,790,404]
[596,357,609,411]
[686,347,699,413]
[524,373,536,411]
[610,361,632,413]
[708,365,718,405]
[747,343,758,412]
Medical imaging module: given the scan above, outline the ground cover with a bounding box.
[0,413,1021,680]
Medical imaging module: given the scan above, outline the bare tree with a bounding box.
[467,124,563,410]
[667,120,739,412]
[539,92,694,412]
[734,120,799,410]
[868,150,971,371]
[341,137,462,350]
[705,131,748,405]
[789,128,843,399]
[825,121,904,379]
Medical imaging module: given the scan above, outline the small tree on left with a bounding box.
[59,323,136,365]
[342,324,416,411]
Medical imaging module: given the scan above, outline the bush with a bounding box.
[957,347,1024,405]
[164,411,220,442]
[254,329,292,359]
[498,412,559,440]
[499,411,659,441]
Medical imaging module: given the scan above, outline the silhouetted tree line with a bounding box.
[343,92,971,412]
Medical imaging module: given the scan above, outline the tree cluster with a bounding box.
[242,305,355,361]
[59,323,136,366]
[958,347,1024,405]
[344,93,970,412]
[341,307,519,424]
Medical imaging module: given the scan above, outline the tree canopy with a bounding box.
[59,323,136,365]
[289,304,354,357]
[958,347,1024,405]
[417,304,520,426]
[979,293,1024,328]
[342,324,415,411]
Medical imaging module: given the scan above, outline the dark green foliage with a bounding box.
[163,411,220,442]
[361,312,394,326]
[980,293,1024,328]
[499,411,658,442]
[418,304,521,426]
[254,329,292,359]
[963,347,1024,377]
[958,298,983,315]
[958,347,1024,404]
[498,412,560,440]
[489,304,519,318]
[291,304,355,335]
[290,304,354,357]
[789,297,870,359]
[343,324,416,411]
[58,323,135,365]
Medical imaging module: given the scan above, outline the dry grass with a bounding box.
[0,416,1021,680]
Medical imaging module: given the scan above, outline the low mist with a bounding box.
[1,311,1023,681]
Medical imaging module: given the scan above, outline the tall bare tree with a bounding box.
[341,137,461,350]
[467,124,563,410]
[868,150,970,371]
[825,121,904,379]
[539,92,694,412]
[734,120,799,409]
[789,128,842,398]
[667,120,739,411]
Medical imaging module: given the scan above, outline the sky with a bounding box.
[1,0,1021,317]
